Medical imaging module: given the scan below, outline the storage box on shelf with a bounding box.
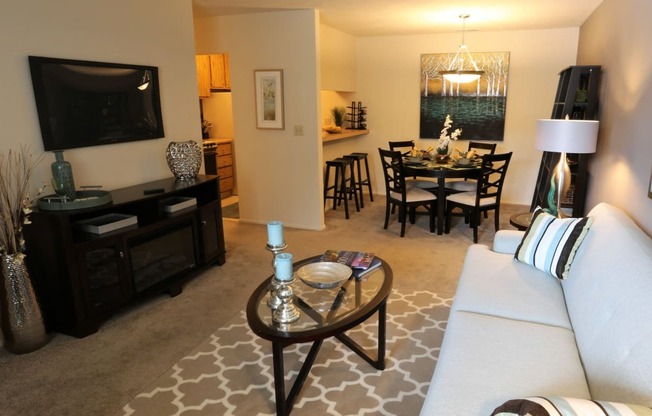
[24,175,226,338]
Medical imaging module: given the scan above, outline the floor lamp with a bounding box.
[536,118,599,218]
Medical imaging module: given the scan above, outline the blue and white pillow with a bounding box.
[492,396,652,416]
[514,207,592,279]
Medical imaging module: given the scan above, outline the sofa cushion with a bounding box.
[419,311,590,416]
[492,396,652,416]
[561,203,652,407]
[452,244,572,329]
[514,207,592,279]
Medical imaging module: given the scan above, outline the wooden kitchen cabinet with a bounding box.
[195,53,230,98]
[209,53,230,90]
[195,55,211,98]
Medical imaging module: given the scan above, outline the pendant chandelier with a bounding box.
[440,14,484,84]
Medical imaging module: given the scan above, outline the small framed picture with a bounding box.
[254,69,284,130]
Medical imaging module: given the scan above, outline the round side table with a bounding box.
[509,212,533,231]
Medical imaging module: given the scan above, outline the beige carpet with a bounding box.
[121,289,452,416]
[0,193,526,416]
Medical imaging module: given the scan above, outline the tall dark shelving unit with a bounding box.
[347,101,367,130]
[530,65,601,217]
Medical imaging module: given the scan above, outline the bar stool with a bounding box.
[323,158,360,219]
[344,152,374,207]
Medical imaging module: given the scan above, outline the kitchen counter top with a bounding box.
[322,129,369,143]
[203,138,233,145]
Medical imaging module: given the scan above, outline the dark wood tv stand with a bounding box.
[24,175,226,338]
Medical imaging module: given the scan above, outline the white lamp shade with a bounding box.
[536,119,599,154]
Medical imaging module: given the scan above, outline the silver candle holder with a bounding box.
[265,242,287,309]
[272,277,300,324]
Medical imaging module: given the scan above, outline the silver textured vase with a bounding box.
[0,254,49,354]
[165,140,202,180]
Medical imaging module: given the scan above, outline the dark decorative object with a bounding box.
[166,140,202,180]
[347,101,367,130]
[51,150,77,201]
[435,155,449,164]
[1,254,48,354]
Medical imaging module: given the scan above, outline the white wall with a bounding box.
[0,0,201,191]
[202,92,234,139]
[195,10,324,230]
[321,25,357,92]
[352,28,580,206]
[578,0,652,235]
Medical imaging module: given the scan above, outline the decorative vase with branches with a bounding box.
[0,146,49,353]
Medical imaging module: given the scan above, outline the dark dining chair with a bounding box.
[389,140,438,190]
[445,152,512,243]
[388,140,415,156]
[446,141,498,193]
[378,148,437,237]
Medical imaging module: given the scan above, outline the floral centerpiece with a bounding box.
[436,114,462,155]
[0,145,49,354]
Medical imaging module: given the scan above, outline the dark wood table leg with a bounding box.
[334,299,387,370]
[437,176,447,235]
[272,340,324,416]
[377,300,387,370]
[272,342,288,416]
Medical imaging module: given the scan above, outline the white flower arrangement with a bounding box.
[437,114,462,154]
[0,146,45,255]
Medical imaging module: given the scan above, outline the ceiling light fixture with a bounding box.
[440,14,484,84]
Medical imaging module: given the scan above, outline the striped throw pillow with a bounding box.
[492,396,652,416]
[514,207,592,279]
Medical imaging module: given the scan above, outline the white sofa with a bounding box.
[420,203,652,415]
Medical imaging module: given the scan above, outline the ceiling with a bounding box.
[191,0,604,37]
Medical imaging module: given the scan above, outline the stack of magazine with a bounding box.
[320,250,382,278]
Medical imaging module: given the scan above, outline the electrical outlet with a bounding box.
[324,117,332,125]
[294,125,304,136]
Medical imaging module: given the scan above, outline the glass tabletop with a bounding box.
[247,255,392,340]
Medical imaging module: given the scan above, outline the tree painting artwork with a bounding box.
[262,77,276,121]
[255,69,284,129]
[420,52,510,141]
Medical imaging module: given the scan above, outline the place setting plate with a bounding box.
[297,262,353,289]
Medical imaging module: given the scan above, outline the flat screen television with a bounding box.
[28,56,164,151]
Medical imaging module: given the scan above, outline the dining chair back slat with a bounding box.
[468,141,497,156]
[388,140,415,157]
[378,148,437,237]
[445,152,512,242]
[445,141,498,193]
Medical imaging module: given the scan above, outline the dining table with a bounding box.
[403,158,482,235]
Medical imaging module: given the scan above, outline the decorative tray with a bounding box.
[297,262,353,289]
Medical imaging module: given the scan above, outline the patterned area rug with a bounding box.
[121,290,452,416]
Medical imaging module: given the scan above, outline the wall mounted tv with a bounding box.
[28,56,165,151]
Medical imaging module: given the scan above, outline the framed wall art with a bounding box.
[254,69,284,130]
[420,52,510,141]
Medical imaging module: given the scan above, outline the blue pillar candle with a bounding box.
[275,253,293,281]
[267,221,284,246]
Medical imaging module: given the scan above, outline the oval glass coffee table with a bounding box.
[246,254,393,416]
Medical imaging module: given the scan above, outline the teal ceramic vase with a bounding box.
[51,151,76,201]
